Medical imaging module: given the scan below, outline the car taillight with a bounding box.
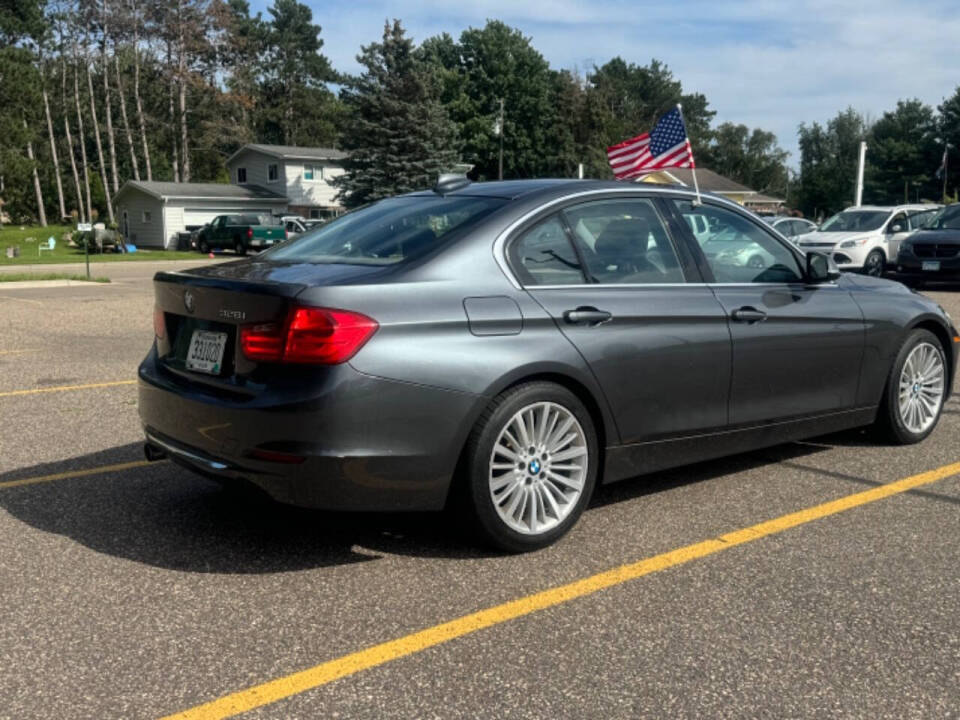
[247,227,253,239]
[153,306,166,339]
[239,322,285,362]
[239,306,377,364]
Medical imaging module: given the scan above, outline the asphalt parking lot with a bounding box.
[1,260,959,719]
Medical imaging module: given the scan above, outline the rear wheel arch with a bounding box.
[444,371,612,511]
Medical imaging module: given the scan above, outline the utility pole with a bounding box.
[498,98,504,181]
[855,141,867,207]
[944,145,950,201]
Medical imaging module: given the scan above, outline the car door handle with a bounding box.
[731,306,767,323]
[563,307,613,326]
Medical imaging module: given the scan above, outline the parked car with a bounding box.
[896,204,960,285]
[194,214,286,255]
[764,216,818,243]
[796,204,938,276]
[140,179,957,552]
[282,218,308,240]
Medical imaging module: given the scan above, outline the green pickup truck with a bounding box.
[194,214,286,255]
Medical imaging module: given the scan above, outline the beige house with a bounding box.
[226,144,347,220]
[639,167,769,206]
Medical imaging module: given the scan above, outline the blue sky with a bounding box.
[249,0,960,165]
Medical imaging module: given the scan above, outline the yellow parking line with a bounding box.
[0,349,38,356]
[0,379,136,398]
[0,459,156,490]
[160,459,960,720]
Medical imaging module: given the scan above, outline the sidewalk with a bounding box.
[0,258,219,282]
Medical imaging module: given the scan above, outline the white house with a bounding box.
[226,144,347,220]
[113,181,289,248]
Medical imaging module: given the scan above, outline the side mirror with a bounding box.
[889,223,903,233]
[806,251,841,283]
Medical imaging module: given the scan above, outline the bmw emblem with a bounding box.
[529,459,541,475]
[184,290,196,314]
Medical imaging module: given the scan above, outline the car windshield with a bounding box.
[919,205,960,230]
[262,195,506,265]
[818,210,889,232]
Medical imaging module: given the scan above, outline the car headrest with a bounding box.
[595,218,650,256]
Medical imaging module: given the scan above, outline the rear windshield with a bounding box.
[263,196,506,265]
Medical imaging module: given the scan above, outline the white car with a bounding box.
[796,204,939,276]
[764,216,818,243]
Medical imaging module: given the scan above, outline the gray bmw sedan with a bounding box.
[140,178,958,551]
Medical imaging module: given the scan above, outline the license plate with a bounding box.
[186,330,228,374]
[922,261,941,271]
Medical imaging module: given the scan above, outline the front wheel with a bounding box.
[198,238,210,254]
[463,382,599,552]
[875,329,947,444]
[863,249,885,277]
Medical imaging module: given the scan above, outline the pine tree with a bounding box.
[336,20,458,208]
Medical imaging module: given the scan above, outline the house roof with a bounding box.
[643,168,756,195]
[115,181,288,203]
[745,193,785,205]
[226,144,348,164]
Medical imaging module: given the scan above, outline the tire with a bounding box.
[234,239,246,256]
[198,238,210,254]
[875,328,947,444]
[863,249,885,277]
[463,381,599,552]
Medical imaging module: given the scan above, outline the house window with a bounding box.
[142,210,152,223]
[237,167,247,183]
[304,164,314,181]
[268,163,279,182]
[304,164,323,181]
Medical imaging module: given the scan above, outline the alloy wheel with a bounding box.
[488,401,588,535]
[897,341,945,434]
[865,251,884,277]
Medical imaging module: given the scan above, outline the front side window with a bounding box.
[264,196,506,266]
[268,164,279,182]
[563,198,684,284]
[237,167,247,183]
[674,200,804,284]
[510,215,583,286]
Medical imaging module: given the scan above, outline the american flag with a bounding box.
[606,106,695,181]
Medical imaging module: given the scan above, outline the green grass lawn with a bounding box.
[0,272,110,283]
[0,224,203,264]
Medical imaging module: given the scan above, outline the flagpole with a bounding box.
[677,103,702,206]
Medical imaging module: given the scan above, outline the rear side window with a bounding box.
[563,198,684,284]
[264,196,506,265]
[510,215,584,286]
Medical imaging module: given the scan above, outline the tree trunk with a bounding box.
[61,55,85,222]
[114,54,139,181]
[101,0,119,194]
[131,0,151,181]
[40,64,67,221]
[73,54,93,222]
[167,40,179,182]
[25,120,47,227]
[177,1,190,183]
[86,54,115,223]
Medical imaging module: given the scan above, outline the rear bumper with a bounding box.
[138,348,483,511]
